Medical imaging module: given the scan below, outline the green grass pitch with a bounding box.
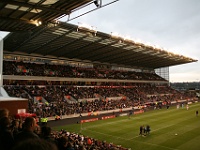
[53,102,200,150]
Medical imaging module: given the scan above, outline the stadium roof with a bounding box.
[0,0,95,32]
[3,22,197,69]
[0,0,197,69]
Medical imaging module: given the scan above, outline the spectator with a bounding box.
[0,116,15,150]
[0,108,9,119]
[41,126,56,144]
[15,117,39,144]
[11,119,21,138]
[12,139,58,150]
[57,136,68,150]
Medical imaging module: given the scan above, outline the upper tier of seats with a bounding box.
[3,60,166,81]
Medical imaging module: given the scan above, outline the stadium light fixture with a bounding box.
[77,22,97,36]
[94,0,102,7]
[35,20,42,26]
[162,47,169,52]
[123,36,133,42]
[29,19,42,26]
[134,39,143,44]
[111,32,121,38]
[144,42,153,47]
[153,44,161,49]
[38,20,42,25]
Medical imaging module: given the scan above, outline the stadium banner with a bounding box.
[15,112,36,119]
[102,115,116,120]
[105,97,123,100]
[87,111,99,116]
[34,96,43,103]
[119,113,128,117]
[65,95,77,104]
[171,101,177,104]
[81,118,98,123]
[78,98,100,102]
[171,99,195,104]
[34,96,49,105]
[134,110,144,115]
[16,65,29,73]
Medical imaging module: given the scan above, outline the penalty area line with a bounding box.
[85,128,178,150]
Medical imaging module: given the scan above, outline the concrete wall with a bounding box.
[0,99,28,116]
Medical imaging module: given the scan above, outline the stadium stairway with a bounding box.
[0,86,9,97]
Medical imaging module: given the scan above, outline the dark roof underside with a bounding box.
[0,0,93,32]
[0,1,196,69]
[3,22,197,69]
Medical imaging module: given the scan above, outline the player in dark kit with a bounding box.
[128,110,133,119]
[139,125,143,135]
[196,110,198,116]
[146,125,151,135]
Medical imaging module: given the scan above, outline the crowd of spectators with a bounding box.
[1,60,198,150]
[3,83,197,118]
[3,60,165,81]
[3,60,197,118]
[0,109,129,150]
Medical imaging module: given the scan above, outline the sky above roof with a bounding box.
[1,0,200,82]
[68,0,200,82]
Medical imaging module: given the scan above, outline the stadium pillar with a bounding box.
[0,38,3,87]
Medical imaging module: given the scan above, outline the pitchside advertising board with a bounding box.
[119,109,144,117]
[81,110,144,123]
[15,109,37,119]
[15,109,40,123]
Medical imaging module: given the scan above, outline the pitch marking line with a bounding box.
[85,128,178,150]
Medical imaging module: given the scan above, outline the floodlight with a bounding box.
[94,0,101,7]
[111,32,120,38]
[35,20,42,26]
[38,21,42,25]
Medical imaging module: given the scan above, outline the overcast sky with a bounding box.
[1,0,200,82]
[68,0,200,82]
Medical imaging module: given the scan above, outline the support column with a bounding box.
[0,38,3,86]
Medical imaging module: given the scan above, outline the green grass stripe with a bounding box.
[53,102,200,150]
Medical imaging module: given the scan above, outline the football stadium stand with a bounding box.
[0,1,198,150]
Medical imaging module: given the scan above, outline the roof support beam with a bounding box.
[0,39,3,86]
[0,0,71,15]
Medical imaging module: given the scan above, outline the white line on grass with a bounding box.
[82,113,195,150]
[82,102,200,130]
[85,127,178,150]
[80,103,200,150]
